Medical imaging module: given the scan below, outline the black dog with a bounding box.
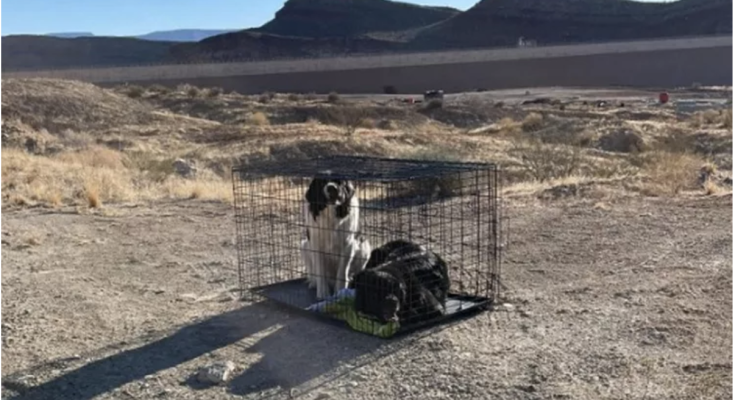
[350,239,450,325]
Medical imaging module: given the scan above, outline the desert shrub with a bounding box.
[636,151,702,196]
[305,92,318,101]
[124,152,176,183]
[689,109,732,128]
[85,186,101,208]
[598,129,646,153]
[314,106,373,135]
[521,112,544,132]
[376,119,397,130]
[259,91,276,104]
[287,93,302,101]
[510,138,581,182]
[124,85,146,98]
[653,129,698,154]
[496,117,518,132]
[55,146,127,170]
[357,118,375,129]
[148,84,170,94]
[395,148,467,198]
[327,92,341,103]
[186,86,200,97]
[722,108,732,129]
[246,111,270,126]
[207,87,224,97]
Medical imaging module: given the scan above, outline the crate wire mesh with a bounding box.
[232,155,503,337]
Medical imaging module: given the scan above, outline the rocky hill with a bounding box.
[2,0,731,71]
[170,30,399,62]
[410,0,733,49]
[254,0,458,38]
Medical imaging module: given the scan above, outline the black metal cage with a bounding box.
[232,155,503,338]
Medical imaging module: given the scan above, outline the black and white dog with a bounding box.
[300,175,372,299]
[350,239,451,325]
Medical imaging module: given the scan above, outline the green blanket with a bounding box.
[308,290,400,338]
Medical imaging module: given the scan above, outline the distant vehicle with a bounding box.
[424,89,444,103]
[517,36,538,47]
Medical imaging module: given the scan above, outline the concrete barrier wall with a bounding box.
[101,45,732,94]
[4,35,731,94]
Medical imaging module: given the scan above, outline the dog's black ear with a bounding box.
[305,178,327,219]
[364,247,386,270]
[305,178,322,203]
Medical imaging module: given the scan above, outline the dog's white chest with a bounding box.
[310,206,349,255]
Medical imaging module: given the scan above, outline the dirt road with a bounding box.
[1,192,731,400]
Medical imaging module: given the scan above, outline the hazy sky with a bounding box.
[2,0,671,36]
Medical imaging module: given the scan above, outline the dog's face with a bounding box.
[352,269,405,323]
[306,176,355,207]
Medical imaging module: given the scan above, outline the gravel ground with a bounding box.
[1,193,732,400]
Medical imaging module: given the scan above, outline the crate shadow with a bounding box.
[226,301,473,398]
[4,300,427,400]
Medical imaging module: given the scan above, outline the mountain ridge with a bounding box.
[3,0,731,71]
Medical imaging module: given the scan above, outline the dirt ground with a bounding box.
[1,192,731,400]
[1,81,732,399]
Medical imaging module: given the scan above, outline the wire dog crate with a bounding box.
[232,155,504,338]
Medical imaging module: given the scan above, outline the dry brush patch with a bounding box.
[3,79,731,209]
[1,147,233,209]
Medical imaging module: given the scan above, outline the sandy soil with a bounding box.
[2,192,731,400]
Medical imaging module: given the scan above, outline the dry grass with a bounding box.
[521,112,544,132]
[703,179,726,196]
[85,185,102,208]
[56,146,127,170]
[1,147,233,208]
[3,78,731,210]
[690,108,733,128]
[327,92,341,103]
[246,111,270,126]
[510,138,581,182]
[357,117,375,129]
[637,151,703,196]
[723,107,733,129]
[259,91,276,104]
[161,179,233,203]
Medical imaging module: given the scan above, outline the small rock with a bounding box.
[196,361,236,385]
[519,310,533,318]
[539,184,579,200]
[173,159,197,178]
[516,384,537,393]
[496,303,514,312]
